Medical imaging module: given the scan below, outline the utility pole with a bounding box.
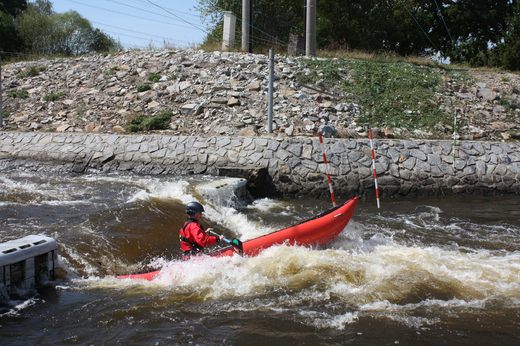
[267,48,274,133]
[242,0,251,52]
[0,55,3,128]
[305,0,316,57]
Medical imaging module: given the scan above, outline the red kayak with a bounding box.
[118,196,359,281]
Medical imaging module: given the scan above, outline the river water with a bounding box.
[0,170,519,345]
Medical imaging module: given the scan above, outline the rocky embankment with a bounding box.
[1,49,520,141]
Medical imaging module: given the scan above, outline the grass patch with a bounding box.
[137,83,152,92]
[19,65,46,78]
[126,110,172,132]
[43,91,66,102]
[1,110,11,118]
[103,66,120,78]
[76,101,87,118]
[7,89,29,99]
[297,58,452,134]
[148,72,161,82]
[499,95,520,111]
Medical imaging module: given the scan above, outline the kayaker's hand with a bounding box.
[206,227,214,234]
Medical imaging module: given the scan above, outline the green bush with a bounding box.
[19,65,46,78]
[43,91,65,101]
[7,89,29,99]
[126,111,172,132]
[148,72,161,82]
[137,83,152,92]
[103,66,119,78]
[297,58,452,135]
[76,101,87,118]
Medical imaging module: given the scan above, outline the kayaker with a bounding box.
[179,201,222,258]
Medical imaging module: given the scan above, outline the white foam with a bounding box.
[126,180,192,203]
[0,298,40,317]
[203,203,272,240]
[298,310,359,330]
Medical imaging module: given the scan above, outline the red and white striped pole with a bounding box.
[368,127,381,209]
[318,131,337,207]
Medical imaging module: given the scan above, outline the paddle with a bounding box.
[207,230,243,252]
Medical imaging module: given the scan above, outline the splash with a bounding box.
[84,242,520,303]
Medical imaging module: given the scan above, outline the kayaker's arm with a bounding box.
[208,230,243,251]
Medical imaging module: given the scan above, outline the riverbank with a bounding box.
[1,132,519,197]
[1,49,519,141]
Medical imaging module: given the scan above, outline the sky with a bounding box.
[51,0,208,48]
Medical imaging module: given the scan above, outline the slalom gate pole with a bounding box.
[452,110,457,167]
[318,131,337,207]
[368,127,381,209]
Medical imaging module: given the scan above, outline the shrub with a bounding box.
[148,72,161,82]
[7,89,29,99]
[43,91,65,102]
[103,66,119,78]
[76,101,87,118]
[137,83,152,92]
[297,58,452,135]
[126,111,172,132]
[19,65,46,78]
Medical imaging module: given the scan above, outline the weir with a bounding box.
[0,235,57,301]
[195,178,251,208]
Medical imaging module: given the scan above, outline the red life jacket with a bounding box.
[179,220,218,253]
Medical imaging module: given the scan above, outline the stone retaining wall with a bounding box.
[1,132,519,196]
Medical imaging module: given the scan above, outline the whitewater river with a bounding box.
[0,170,519,345]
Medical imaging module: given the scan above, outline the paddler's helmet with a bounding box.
[186,201,205,216]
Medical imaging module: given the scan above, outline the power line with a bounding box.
[234,16,291,48]
[143,0,208,33]
[102,30,164,45]
[91,20,194,46]
[406,7,437,50]
[432,0,453,43]
[67,0,200,32]
[128,0,200,18]
[104,0,197,30]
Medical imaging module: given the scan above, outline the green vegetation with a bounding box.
[1,0,120,60]
[148,72,161,82]
[103,66,120,78]
[76,101,87,118]
[297,58,456,134]
[19,65,47,78]
[7,89,29,99]
[499,96,520,112]
[137,83,152,92]
[199,0,520,71]
[43,91,65,102]
[126,111,172,132]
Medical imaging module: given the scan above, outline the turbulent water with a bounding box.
[0,170,519,345]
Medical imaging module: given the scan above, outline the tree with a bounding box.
[197,0,304,50]
[90,28,122,52]
[0,10,23,55]
[438,0,511,66]
[16,2,120,56]
[196,0,519,70]
[492,0,520,70]
[0,0,27,17]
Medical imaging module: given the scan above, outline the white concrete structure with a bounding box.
[222,12,237,51]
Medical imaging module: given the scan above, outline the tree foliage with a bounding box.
[197,0,520,70]
[0,0,27,17]
[0,0,120,58]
